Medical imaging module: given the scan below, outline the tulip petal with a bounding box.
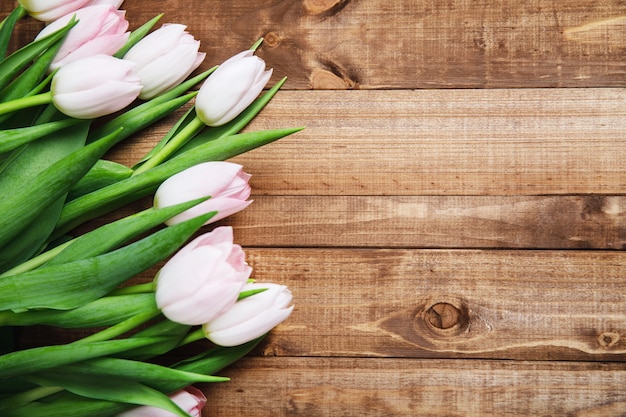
[206,306,294,347]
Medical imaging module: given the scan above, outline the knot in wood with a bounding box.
[263,32,281,48]
[426,303,461,330]
[597,332,620,348]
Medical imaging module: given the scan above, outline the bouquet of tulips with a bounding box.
[0,1,299,416]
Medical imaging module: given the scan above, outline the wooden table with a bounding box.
[6,1,626,415]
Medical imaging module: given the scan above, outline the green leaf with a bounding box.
[59,357,228,385]
[55,127,304,236]
[45,198,212,266]
[0,212,212,311]
[67,159,133,201]
[0,339,263,417]
[0,294,156,328]
[25,372,193,417]
[0,6,26,60]
[0,18,76,92]
[114,13,163,58]
[0,119,81,153]
[0,126,120,248]
[0,337,165,379]
[0,119,89,272]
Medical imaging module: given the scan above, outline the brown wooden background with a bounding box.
[5,0,626,415]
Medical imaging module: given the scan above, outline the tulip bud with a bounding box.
[155,227,251,326]
[154,162,252,226]
[18,1,125,22]
[195,50,273,126]
[51,54,142,119]
[116,386,206,417]
[35,5,129,71]
[203,283,294,347]
[123,24,206,100]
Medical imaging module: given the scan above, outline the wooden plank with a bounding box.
[224,195,626,249]
[107,88,626,195]
[204,357,626,417]
[118,0,625,89]
[4,1,624,89]
[243,248,626,361]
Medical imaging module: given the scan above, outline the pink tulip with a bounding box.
[195,50,273,126]
[35,5,129,71]
[123,24,205,99]
[18,1,124,22]
[155,226,251,325]
[116,386,206,417]
[154,162,252,226]
[203,283,294,347]
[51,54,142,119]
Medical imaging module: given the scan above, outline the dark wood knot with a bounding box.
[420,299,470,336]
[263,32,281,48]
[427,303,460,329]
[597,332,620,348]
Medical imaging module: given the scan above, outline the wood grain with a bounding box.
[244,248,626,361]
[5,1,625,89]
[2,2,625,416]
[117,0,626,89]
[223,195,626,249]
[204,357,626,417]
[108,88,626,196]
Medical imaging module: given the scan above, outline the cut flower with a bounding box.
[155,226,251,325]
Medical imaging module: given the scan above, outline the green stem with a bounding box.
[177,328,206,347]
[0,91,53,116]
[133,115,206,175]
[76,307,160,344]
[108,282,155,296]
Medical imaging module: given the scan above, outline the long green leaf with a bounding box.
[0,119,80,153]
[55,127,303,236]
[0,126,120,248]
[0,212,211,311]
[0,119,89,272]
[24,373,192,417]
[45,198,211,266]
[0,339,263,417]
[0,294,156,328]
[59,357,228,384]
[0,18,76,91]
[0,337,165,379]
[67,159,133,200]
[0,6,26,60]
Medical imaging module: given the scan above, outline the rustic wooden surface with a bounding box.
[5,0,626,415]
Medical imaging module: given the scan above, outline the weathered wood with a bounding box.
[204,357,626,417]
[4,1,625,89]
[224,195,626,249]
[243,248,626,361]
[120,0,626,89]
[107,88,626,196]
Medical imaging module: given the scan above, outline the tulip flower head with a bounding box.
[203,282,294,347]
[18,0,125,22]
[195,50,273,126]
[123,24,206,99]
[154,161,252,226]
[116,386,206,417]
[155,226,251,326]
[51,54,142,119]
[35,5,129,71]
